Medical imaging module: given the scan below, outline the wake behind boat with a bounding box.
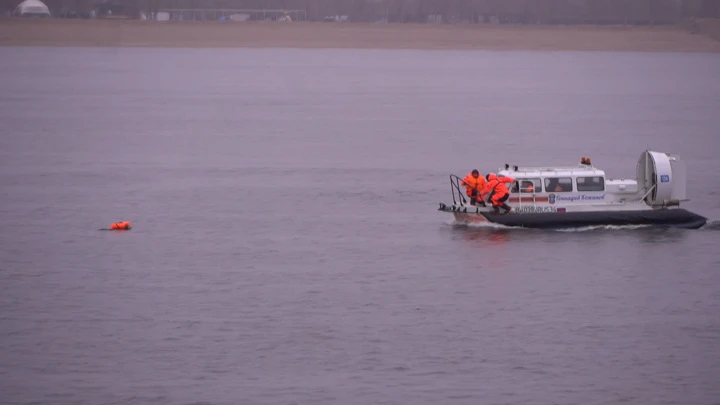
[438,150,707,229]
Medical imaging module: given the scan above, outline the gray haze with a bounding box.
[1,47,720,405]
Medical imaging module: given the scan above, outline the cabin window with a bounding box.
[576,176,605,192]
[511,178,542,193]
[544,177,573,192]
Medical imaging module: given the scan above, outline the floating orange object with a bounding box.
[110,221,131,230]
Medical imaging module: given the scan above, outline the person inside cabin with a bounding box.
[481,173,516,214]
[546,178,565,192]
[511,180,535,193]
[521,180,535,193]
[461,169,486,206]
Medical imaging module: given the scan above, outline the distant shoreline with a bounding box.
[1,19,720,52]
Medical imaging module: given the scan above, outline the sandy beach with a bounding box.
[1,18,720,52]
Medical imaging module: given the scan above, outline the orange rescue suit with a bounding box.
[482,174,515,204]
[462,173,485,200]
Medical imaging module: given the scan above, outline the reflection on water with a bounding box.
[456,227,512,245]
[635,227,690,244]
[702,220,720,231]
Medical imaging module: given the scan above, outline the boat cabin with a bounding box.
[498,163,607,195]
[495,157,641,208]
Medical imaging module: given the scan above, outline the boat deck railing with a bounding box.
[449,175,469,206]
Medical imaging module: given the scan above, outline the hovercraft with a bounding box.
[438,150,707,229]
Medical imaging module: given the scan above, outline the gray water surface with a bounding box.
[1,47,719,405]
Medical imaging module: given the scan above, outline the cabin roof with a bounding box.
[497,165,606,177]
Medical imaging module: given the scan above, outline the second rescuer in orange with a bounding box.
[482,173,515,214]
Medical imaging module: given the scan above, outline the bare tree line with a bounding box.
[5,0,720,22]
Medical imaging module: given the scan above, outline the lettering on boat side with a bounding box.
[515,206,557,214]
[549,194,605,203]
[661,175,670,182]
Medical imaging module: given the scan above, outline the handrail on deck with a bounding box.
[449,174,467,206]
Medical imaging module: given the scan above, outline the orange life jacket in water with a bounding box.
[110,221,131,230]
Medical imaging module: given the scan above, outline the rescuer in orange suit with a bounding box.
[461,169,486,206]
[482,173,516,214]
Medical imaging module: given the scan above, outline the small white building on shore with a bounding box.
[14,0,51,17]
